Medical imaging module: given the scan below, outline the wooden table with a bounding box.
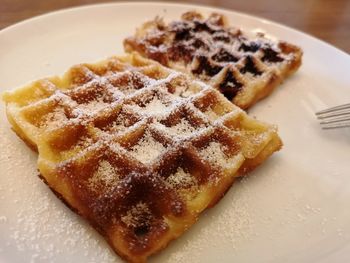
[1,0,349,53]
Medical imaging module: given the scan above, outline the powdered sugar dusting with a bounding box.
[136,96,169,116]
[204,107,220,122]
[41,107,68,129]
[167,119,197,138]
[109,71,153,95]
[161,179,256,263]
[0,124,117,263]
[88,160,119,192]
[2,51,289,263]
[61,136,95,159]
[166,168,197,189]
[129,131,166,164]
[199,142,240,169]
[121,202,152,228]
[73,98,111,116]
[106,120,128,134]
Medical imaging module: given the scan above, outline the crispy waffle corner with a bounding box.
[3,53,282,263]
[124,11,302,109]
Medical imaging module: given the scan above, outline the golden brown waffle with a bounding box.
[124,11,303,109]
[3,53,282,263]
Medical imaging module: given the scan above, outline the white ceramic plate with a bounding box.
[0,2,349,263]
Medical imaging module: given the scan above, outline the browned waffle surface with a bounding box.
[3,53,282,263]
[124,11,303,109]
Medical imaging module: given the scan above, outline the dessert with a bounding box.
[3,53,282,262]
[124,11,302,109]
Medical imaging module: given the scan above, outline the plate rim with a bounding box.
[0,1,349,58]
[1,2,350,263]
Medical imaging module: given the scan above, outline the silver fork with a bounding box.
[316,103,350,129]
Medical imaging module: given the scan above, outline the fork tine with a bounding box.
[320,115,350,124]
[321,121,350,130]
[316,103,350,115]
[316,109,350,119]
[316,103,350,130]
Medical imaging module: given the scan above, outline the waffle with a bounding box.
[3,53,282,263]
[124,11,303,109]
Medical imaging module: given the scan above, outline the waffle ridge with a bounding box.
[124,11,303,109]
[3,53,282,263]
